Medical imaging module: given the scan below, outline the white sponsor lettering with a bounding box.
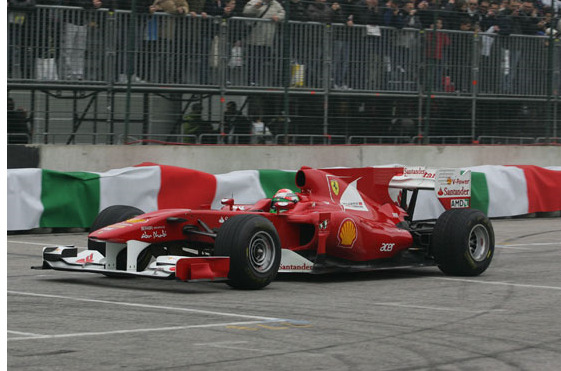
[279,264,313,271]
[380,243,395,252]
[451,199,470,208]
[441,187,470,196]
[141,230,168,239]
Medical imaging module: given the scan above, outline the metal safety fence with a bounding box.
[7,5,561,144]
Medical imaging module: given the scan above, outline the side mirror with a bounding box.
[221,198,235,210]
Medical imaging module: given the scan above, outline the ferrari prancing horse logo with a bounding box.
[330,180,340,196]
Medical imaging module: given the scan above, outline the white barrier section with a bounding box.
[97,166,161,213]
[7,169,44,231]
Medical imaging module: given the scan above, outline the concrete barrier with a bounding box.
[35,145,561,173]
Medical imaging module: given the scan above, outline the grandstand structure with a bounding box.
[7,4,560,145]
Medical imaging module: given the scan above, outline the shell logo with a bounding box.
[338,219,357,248]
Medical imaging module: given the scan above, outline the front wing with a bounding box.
[42,245,230,282]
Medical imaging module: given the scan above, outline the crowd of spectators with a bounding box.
[9,0,558,83]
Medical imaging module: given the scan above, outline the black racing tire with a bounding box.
[432,209,495,276]
[88,205,145,255]
[214,214,281,290]
[88,205,153,275]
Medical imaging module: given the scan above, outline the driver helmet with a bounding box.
[273,188,299,203]
[270,188,299,213]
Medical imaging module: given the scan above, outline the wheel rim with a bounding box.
[469,224,490,262]
[248,231,276,273]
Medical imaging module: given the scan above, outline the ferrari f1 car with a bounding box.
[41,166,495,289]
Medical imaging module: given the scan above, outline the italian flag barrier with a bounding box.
[7,163,561,231]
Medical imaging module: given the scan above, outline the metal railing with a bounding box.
[7,5,561,145]
[7,6,560,96]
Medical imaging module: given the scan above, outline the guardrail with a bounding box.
[113,134,561,145]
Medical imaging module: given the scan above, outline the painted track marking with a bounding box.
[8,290,285,321]
[435,277,561,291]
[7,320,283,342]
[194,341,271,352]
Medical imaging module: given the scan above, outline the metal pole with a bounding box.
[471,31,480,142]
[323,24,333,143]
[282,0,291,144]
[124,0,138,144]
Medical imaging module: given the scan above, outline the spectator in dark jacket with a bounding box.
[330,0,362,89]
[8,97,31,144]
[355,0,384,89]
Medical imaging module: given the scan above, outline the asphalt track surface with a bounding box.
[7,218,561,370]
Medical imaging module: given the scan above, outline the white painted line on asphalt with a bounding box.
[495,245,533,250]
[435,277,561,291]
[194,341,271,352]
[369,302,506,313]
[7,290,285,322]
[7,330,45,337]
[497,242,561,249]
[7,320,282,342]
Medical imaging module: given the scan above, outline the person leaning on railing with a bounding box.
[57,0,102,80]
[148,0,189,83]
[243,0,285,86]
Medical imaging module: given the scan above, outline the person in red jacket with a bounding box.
[425,18,450,91]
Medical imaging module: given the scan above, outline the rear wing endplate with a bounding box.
[389,167,471,219]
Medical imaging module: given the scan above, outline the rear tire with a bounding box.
[432,209,495,276]
[215,215,281,290]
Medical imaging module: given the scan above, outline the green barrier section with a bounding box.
[40,170,101,228]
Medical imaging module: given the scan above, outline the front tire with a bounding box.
[88,205,151,273]
[432,209,495,276]
[215,215,281,290]
[88,205,145,254]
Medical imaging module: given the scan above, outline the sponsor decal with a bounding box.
[219,216,229,223]
[436,169,471,198]
[126,218,148,224]
[141,225,166,231]
[403,167,426,176]
[280,263,313,271]
[338,219,357,248]
[403,167,437,178]
[141,229,168,239]
[451,199,470,208]
[380,243,395,252]
[330,180,340,196]
[319,219,329,230]
[437,187,470,197]
[76,253,94,264]
[340,179,369,212]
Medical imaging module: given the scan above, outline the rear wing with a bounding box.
[389,167,471,219]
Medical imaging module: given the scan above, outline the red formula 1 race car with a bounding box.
[41,166,495,289]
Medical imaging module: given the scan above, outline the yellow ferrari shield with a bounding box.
[330,180,340,196]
